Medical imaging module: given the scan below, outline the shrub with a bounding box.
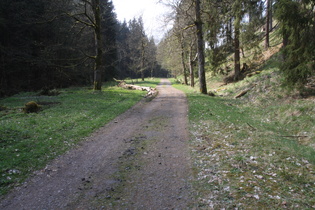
[23,101,40,113]
[0,105,7,111]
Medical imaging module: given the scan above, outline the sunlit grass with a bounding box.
[0,83,154,195]
[170,25,314,209]
[173,79,315,208]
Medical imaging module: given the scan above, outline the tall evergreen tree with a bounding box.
[126,17,156,80]
[116,21,132,79]
[275,0,315,88]
[101,0,118,81]
[0,0,80,95]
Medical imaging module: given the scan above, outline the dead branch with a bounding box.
[246,123,257,131]
[80,50,96,60]
[66,12,95,28]
[235,89,250,98]
[183,24,195,30]
[235,84,257,99]
[280,135,308,138]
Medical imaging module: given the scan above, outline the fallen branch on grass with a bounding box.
[246,123,257,131]
[235,84,257,99]
[280,135,308,138]
[235,89,250,98]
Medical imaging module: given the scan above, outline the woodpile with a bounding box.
[116,80,157,98]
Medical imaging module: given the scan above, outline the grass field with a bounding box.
[0,78,161,195]
[172,66,315,208]
[170,31,315,207]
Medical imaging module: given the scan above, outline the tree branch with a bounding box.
[66,12,95,28]
[80,50,96,60]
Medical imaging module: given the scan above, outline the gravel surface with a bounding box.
[0,79,194,209]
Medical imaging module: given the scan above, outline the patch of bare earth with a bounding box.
[0,79,195,209]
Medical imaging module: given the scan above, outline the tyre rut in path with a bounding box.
[0,78,194,209]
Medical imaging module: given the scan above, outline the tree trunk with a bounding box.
[189,49,195,87]
[94,70,102,90]
[180,34,188,85]
[195,0,207,94]
[0,53,7,93]
[269,0,273,31]
[141,33,146,81]
[234,30,241,81]
[313,6,315,42]
[233,0,241,81]
[265,0,270,50]
[141,48,145,81]
[226,18,233,48]
[93,0,103,90]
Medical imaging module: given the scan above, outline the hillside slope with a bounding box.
[173,32,315,208]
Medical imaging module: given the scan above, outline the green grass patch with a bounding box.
[173,81,315,208]
[0,81,158,195]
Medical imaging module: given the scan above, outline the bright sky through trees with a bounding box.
[112,0,172,42]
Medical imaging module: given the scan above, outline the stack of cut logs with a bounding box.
[116,80,157,98]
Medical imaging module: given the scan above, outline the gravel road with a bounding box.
[0,78,194,209]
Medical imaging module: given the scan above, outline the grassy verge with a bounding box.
[173,76,315,208]
[0,79,160,196]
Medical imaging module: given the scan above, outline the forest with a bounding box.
[1,0,314,96]
[0,0,167,96]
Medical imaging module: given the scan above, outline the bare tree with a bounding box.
[67,0,103,90]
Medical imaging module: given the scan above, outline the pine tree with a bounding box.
[101,0,118,81]
[116,21,132,79]
[275,0,315,88]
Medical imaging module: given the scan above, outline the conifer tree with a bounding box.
[275,0,315,88]
[101,0,118,81]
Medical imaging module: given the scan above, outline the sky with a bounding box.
[111,0,173,43]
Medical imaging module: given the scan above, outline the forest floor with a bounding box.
[0,79,196,209]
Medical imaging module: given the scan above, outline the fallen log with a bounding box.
[235,84,257,99]
[235,89,250,98]
[280,135,308,138]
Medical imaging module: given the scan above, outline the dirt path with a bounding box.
[0,79,194,209]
